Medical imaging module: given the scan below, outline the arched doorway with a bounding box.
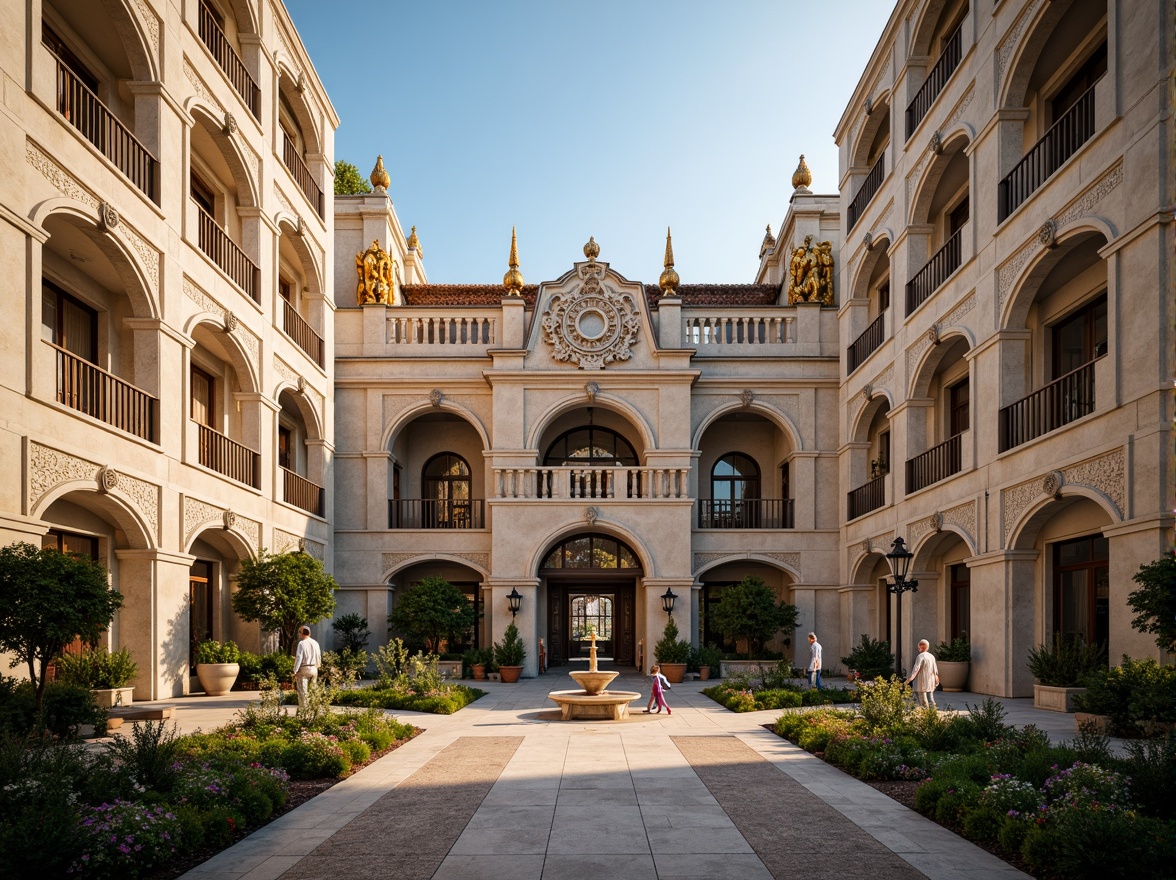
[541,534,642,668]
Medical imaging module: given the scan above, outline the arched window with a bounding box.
[543,426,638,466]
[423,453,471,528]
[570,595,613,639]
[541,535,640,570]
[709,453,761,527]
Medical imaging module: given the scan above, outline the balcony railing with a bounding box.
[283,300,324,367]
[906,433,961,493]
[197,0,260,118]
[998,84,1097,222]
[51,54,158,203]
[847,475,886,520]
[847,311,886,373]
[698,499,794,529]
[906,24,962,139]
[388,499,485,529]
[847,153,885,232]
[283,467,323,516]
[999,358,1099,452]
[52,342,156,442]
[194,200,259,301]
[684,312,796,347]
[282,134,324,218]
[196,421,259,487]
[906,227,962,315]
[495,466,691,500]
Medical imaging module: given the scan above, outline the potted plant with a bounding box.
[55,646,138,708]
[840,634,896,680]
[1027,633,1106,712]
[932,636,971,691]
[493,622,526,683]
[464,646,492,681]
[698,644,723,681]
[195,639,242,696]
[654,617,691,683]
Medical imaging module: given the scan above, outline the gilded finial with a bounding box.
[370,155,390,192]
[759,223,777,259]
[583,236,600,262]
[407,225,422,256]
[792,154,812,191]
[658,227,679,296]
[503,226,524,295]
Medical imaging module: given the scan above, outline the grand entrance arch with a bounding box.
[541,534,641,668]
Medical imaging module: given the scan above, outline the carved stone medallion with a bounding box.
[1042,470,1064,498]
[98,202,119,233]
[541,263,641,370]
[429,389,443,408]
[97,466,120,493]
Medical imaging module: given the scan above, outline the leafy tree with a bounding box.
[231,549,337,653]
[331,613,372,653]
[1127,553,1176,654]
[334,159,372,195]
[0,542,123,716]
[387,576,476,655]
[708,575,799,658]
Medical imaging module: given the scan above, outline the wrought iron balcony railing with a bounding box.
[906,227,962,315]
[847,311,886,373]
[906,24,962,139]
[906,433,962,493]
[847,475,886,520]
[999,358,1099,452]
[197,0,260,118]
[52,342,156,442]
[388,499,485,529]
[847,153,885,232]
[698,499,794,529]
[196,421,259,487]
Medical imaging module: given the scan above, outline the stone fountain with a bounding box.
[547,632,642,721]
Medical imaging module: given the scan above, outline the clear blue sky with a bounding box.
[285,1,897,284]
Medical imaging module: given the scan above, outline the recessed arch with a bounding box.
[382,553,490,582]
[849,236,893,303]
[1000,225,1112,331]
[907,328,975,399]
[852,92,892,169]
[527,520,655,579]
[183,315,260,394]
[382,399,490,453]
[275,215,324,296]
[1007,486,1122,552]
[693,552,800,583]
[850,550,889,586]
[185,522,255,560]
[187,102,260,208]
[909,130,972,226]
[527,395,656,454]
[851,390,895,445]
[691,400,803,453]
[32,484,154,551]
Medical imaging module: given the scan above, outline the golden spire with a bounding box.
[370,155,390,191]
[583,236,600,262]
[407,225,422,256]
[792,154,812,191]
[658,227,680,296]
[759,223,777,258]
[503,226,524,295]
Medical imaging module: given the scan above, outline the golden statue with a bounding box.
[787,235,834,305]
[356,239,396,305]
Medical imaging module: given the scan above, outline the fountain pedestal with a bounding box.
[547,632,641,721]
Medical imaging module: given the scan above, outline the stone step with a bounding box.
[108,705,175,721]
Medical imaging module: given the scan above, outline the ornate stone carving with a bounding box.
[1063,448,1125,514]
[382,551,489,574]
[998,0,1045,80]
[273,528,302,555]
[370,155,391,192]
[907,295,976,376]
[1042,470,1064,498]
[273,184,296,217]
[273,356,297,385]
[1038,218,1058,249]
[224,310,238,332]
[861,383,873,401]
[541,257,642,370]
[503,226,525,295]
[429,389,444,408]
[762,552,802,573]
[97,466,120,493]
[692,551,801,575]
[787,235,834,305]
[998,164,1123,311]
[740,389,754,408]
[184,60,223,113]
[223,112,238,136]
[223,510,237,530]
[98,202,119,232]
[905,86,974,208]
[863,232,873,252]
[356,240,396,305]
[927,324,941,346]
[930,130,943,155]
[929,511,943,532]
[585,506,600,526]
[132,0,160,54]
[759,224,776,259]
[584,381,600,402]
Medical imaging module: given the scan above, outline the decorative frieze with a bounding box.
[997,164,1123,312]
[905,293,975,377]
[273,356,298,385]
[184,59,224,113]
[132,0,161,55]
[1001,448,1125,545]
[997,0,1044,80]
[183,276,260,371]
[382,551,489,575]
[273,184,296,217]
[941,500,978,546]
[692,551,801,576]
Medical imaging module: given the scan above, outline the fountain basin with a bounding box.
[567,669,619,696]
[548,689,642,721]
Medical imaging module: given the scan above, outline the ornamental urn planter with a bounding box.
[196,662,240,696]
[937,661,969,692]
[498,665,523,683]
[660,662,687,684]
[90,686,135,709]
[1033,683,1087,713]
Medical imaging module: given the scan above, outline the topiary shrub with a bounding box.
[840,634,896,680]
[653,616,691,664]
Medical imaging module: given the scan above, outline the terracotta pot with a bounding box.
[498,665,523,683]
[698,667,711,681]
[937,660,969,692]
[660,662,687,684]
[471,664,487,681]
[196,662,240,696]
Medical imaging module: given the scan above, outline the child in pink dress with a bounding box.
[644,665,672,714]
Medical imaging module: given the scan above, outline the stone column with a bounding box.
[485,577,540,677]
[838,585,873,663]
[966,549,1038,696]
[115,548,197,700]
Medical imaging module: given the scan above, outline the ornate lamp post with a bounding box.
[506,588,522,619]
[661,587,677,619]
[885,537,919,677]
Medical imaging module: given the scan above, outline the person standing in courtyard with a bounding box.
[292,624,322,708]
[906,639,940,707]
[644,664,671,714]
[807,632,822,690]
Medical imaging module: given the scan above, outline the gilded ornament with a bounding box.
[541,264,641,370]
[503,226,524,295]
[792,154,812,191]
[929,511,943,532]
[927,324,941,346]
[583,236,600,262]
[759,224,776,259]
[787,235,835,304]
[862,383,873,400]
[658,227,679,296]
[407,225,422,255]
[370,155,390,192]
[863,232,874,252]
[355,239,396,305]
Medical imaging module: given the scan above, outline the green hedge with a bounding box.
[333,684,485,714]
[702,683,856,713]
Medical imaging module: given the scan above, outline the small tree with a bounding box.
[387,576,476,655]
[653,616,691,664]
[1127,553,1176,654]
[0,542,123,716]
[708,575,799,659]
[331,613,372,654]
[231,549,337,653]
[334,159,372,195]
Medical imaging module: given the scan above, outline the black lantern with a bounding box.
[885,537,919,677]
[661,587,677,617]
[506,587,522,618]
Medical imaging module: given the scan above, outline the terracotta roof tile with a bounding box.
[643,284,781,308]
[399,282,782,309]
[401,284,539,306]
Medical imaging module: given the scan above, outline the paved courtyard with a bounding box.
[153,673,1093,880]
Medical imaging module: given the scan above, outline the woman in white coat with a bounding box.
[905,639,939,707]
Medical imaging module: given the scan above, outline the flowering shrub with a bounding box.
[979,774,1043,818]
[71,800,185,878]
[281,730,349,779]
[1041,762,1131,811]
[855,736,931,781]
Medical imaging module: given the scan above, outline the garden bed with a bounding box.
[332,683,485,714]
[704,681,856,712]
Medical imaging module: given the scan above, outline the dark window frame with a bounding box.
[949,377,970,436]
[42,277,98,363]
[543,425,639,467]
[1050,292,1107,380]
